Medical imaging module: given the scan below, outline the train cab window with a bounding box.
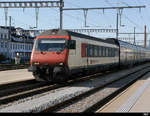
[35,38,66,51]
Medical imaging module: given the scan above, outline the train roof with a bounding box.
[39,29,117,46]
[106,38,150,51]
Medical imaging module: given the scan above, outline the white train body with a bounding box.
[29,29,150,82]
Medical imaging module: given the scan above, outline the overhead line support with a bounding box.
[63,5,145,39]
[0,1,62,29]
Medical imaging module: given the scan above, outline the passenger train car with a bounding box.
[28,29,150,82]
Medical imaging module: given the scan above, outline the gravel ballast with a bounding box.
[55,68,150,112]
[0,63,150,112]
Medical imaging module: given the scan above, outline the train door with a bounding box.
[81,43,88,68]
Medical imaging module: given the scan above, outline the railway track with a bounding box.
[0,63,150,112]
[0,67,118,109]
[42,65,150,113]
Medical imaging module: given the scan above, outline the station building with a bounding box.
[0,26,40,62]
[0,27,9,58]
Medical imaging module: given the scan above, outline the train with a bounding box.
[28,29,150,82]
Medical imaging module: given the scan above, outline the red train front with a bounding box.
[28,30,71,82]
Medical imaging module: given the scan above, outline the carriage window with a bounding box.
[111,48,114,57]
[97,46,99,57]
[69,40,76,49]
[108,48,111,57]
[101,46,103,57]
[106,47,108,57]
[96,46,99,57]
[108,48,110,57]
[99,46,102,57]
[103,47,106,57]
[94,45,98,57]
[115,49,119,56]
[89,45,93,57]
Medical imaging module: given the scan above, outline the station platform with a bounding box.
[0,69,34,85]
[97,72,150,112]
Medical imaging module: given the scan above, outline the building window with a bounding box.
[1,42,3,48]
[1,34,3,39]
[4,34,7,39]
[5,43,7,48]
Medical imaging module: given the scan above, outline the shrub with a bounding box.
[0,54,7,62]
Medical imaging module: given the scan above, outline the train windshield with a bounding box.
[35,38,66,52]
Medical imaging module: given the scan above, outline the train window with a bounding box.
[109,48,111,57]
[36,39,66,51]
[96,46,99,57]
[99,46,102,57]
[94,46,96,57]
[106,47,108,57]
[94,46,98,57]
[69,40,76,49]
[108,47,110,57]
[101,46,104,57]
[108,48,110,57]
[111,48,114,57]
[114,49,116,57]
[92,45,95,57]
[107,48,110,57]
[89,45,93,57]
[108,48,111,57]
[115,49,119,56]
[85,45,89,57]
[103,47,106,57]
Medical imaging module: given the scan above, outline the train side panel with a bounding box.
[68,36,119,74]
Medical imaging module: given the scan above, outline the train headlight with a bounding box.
[59,62,63,65]
[33,62,40,65]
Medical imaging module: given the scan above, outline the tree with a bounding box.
[0,54,7,62]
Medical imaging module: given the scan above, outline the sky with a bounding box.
[0,0,150,45]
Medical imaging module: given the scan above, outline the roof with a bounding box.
[39,29,117,45]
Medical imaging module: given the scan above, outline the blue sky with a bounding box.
[0,0,150,45]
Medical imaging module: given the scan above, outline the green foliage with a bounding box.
[0,54,7,62]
